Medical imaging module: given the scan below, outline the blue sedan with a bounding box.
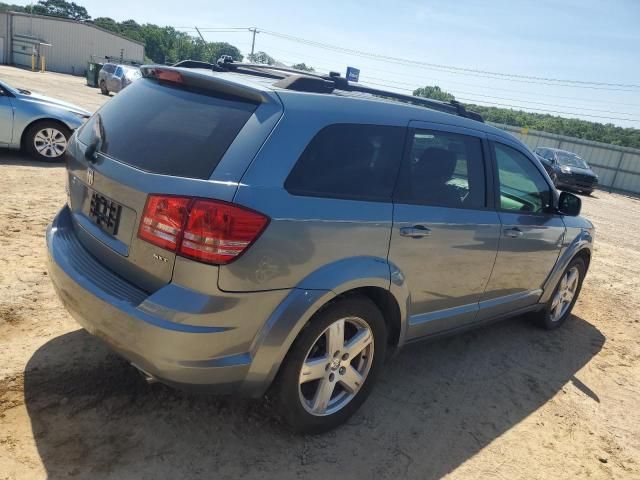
[0,79,90,161]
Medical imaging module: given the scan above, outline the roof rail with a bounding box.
[172,58,484,122]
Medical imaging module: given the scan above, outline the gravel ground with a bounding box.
[0,66,639,480]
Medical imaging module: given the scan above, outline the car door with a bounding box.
[108,66,123,92]
[0,88,14,144]
[388,122,501,339]
[479,137,565,319]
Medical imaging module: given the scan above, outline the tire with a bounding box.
[23,121,71,162]
[535,257,586,330]
[273,295,387,434]
[100,80,109,95]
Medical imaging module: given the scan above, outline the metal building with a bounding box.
[0,11,144,75]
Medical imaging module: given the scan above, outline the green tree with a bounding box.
[291,62,315,72]
[248,51,275,65]
[0,2,27,12]
[413,85,455,102]
[32,0,90,21]
[92,16,119,32]
[209,42,243,63]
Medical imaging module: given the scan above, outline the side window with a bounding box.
[494,142,552,214]
[394,129,486,209]
[285,124,405,202]
[114,66,123,77]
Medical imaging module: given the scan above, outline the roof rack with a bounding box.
[172,58,484,122]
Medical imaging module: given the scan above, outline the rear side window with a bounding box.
[285,124,405,202]
[78,78,257,179]
[395,129,486,209]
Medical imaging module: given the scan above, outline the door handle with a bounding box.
[504,227,524,238]
[400,225,432,238]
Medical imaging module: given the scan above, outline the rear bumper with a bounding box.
[46,206,289,395]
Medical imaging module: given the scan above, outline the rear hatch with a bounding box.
[65,67,282,292]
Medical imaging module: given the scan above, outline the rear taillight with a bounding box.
[137,195,269,265]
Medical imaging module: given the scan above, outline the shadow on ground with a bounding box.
[24,314,604,479]
[0,149,65,167]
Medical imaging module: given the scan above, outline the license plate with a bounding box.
[88,191,122,236]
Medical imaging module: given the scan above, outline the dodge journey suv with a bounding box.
[47,61,594,433]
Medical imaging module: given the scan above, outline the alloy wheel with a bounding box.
[550,266,579,322]
[33,128,67,158]
[298,316,374,416]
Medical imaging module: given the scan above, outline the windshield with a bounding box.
[556,152,589,169]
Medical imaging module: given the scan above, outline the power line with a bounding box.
[360,80,638,117]
[249,28,640,90]
[182,26,640,123]
[346,77,639,122]
[259,44,640,107]
[267,52,640,119]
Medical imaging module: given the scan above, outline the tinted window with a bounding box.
[494,142,552,213]
[102,64,115,73]
[78,78,257,179]
[114,66,123,77]
[285,124,405,201]
[395,129,486,209]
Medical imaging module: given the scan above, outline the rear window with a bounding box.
[284,124,405,202]
[78,78,257,179]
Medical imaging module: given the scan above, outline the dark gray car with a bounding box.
[534,147,598,194]
[47,63,594,433]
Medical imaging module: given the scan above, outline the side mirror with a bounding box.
[558,191,581,216]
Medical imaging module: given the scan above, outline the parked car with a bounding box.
[98,63,142,95]
[0,79,90,161]
[534,147,598,194]
[47,64,594,433]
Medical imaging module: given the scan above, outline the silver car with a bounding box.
[98,63,141,96]
[47,63,594,433]
[0,79,90,161]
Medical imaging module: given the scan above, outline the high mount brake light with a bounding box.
[138,195,269,265]
[149,69,184,84]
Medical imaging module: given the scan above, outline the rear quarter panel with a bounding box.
[220,92,414,292]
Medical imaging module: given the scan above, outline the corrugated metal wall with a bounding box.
[492,123,640,195]
[7,12,143,75]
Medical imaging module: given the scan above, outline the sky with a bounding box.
[16,0,640,127]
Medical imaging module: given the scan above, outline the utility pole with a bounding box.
[249,27,258,61]
[195,26,214,63]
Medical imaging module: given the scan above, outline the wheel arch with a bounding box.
[20,117,73,149]
[540,228,594,305]
[240,256,410,397]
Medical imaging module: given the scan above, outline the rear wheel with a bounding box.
[273,295,386,433]
[536,257,586,329]
[23,121,71,162]
[100,80,109,95]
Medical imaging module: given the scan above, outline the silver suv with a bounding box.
[47,62,594,433]
[98,63,141,95]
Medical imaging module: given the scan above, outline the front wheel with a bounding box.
[273,295,387,434]
[100,80,109,95]
[23,121,71,162]
[536,257,586,329]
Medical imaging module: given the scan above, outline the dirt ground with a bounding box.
[0,66,639,479]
